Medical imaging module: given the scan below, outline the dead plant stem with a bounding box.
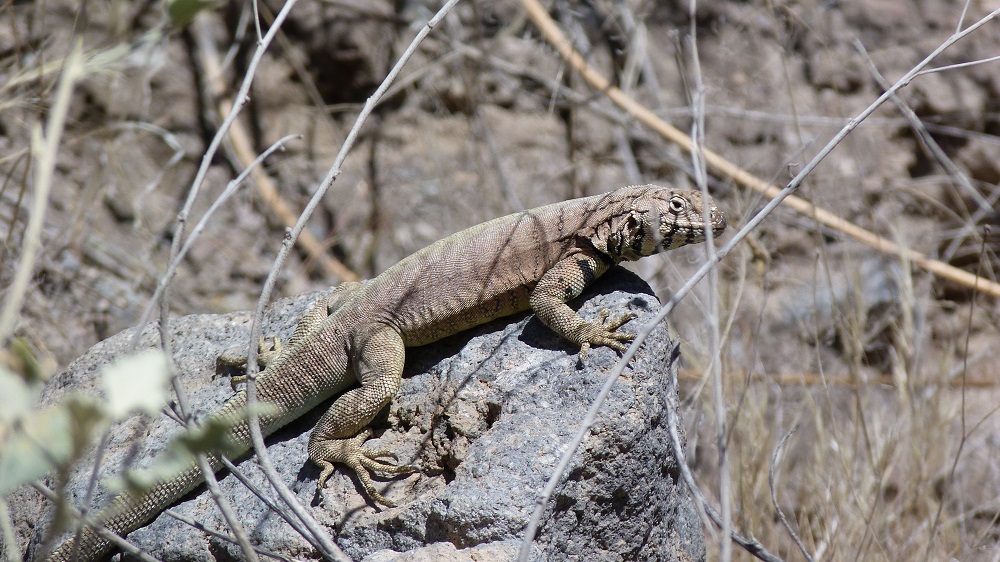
[519,0,1000,298]
[517,2,1000,558]
[0,42,82,342]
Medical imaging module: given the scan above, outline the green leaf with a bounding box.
[166,0,222,27]
[7,338,55,384]
[0,395,108,495]
[0,367,40,424]
[101,350,172,418]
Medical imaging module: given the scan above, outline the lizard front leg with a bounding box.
[308,324,417,507]
[530,252,636,357]
[219,282,365,387]
[217,336,284,372]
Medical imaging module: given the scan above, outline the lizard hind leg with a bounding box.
[219,283,363,384]
[218,292,336,388]
[308,325,417,507]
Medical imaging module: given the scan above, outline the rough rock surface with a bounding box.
[15,268,702,562]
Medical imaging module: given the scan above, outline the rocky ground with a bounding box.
[2,0,1000,560]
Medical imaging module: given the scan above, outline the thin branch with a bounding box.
[30,483,162,562]
[955,0,973,32]
[182,8,354,560]
[162,509,291,562]
[662,348,785,562]
[191,17,359,282]
[854,39,992,221]
[685,5,731,559]
[0,498,20,562]
[238,3,462,562]
[137,3,347,559]
[131,134,300,343]
[67,431,112,562]
[109,121,187,231]
[145,123,275,560]
[675,367,1000,388]
[216,456,321,550]
[924,229,986,556]
[855,41,998,274]
[193,452,260,562]
[160,328,258,561]
[914,53,1000,76]
[169,4,300,279]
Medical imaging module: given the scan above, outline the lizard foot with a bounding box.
[311,429,418,507]
[258,335,283,365]
[578,309,637,359]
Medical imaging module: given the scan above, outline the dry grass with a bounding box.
[691,303,997,561]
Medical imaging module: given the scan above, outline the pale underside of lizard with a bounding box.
[43,184,726,562]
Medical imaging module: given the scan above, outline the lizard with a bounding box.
[42,184,726,562]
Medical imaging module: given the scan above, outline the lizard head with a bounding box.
[595,186,727,261]
[651,189,727,251]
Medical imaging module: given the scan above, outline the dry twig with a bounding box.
[519,0,1000,299]
[237,2,462,561]
[192,15,359,283]
[0,43,83,342]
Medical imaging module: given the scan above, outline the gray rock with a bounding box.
[15,268,703,562]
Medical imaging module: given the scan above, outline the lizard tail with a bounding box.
[44,527,107,562]
[42,379,314,562]
[43,390,261,562]
[44,462,210,562]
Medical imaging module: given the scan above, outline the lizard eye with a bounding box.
[668,195,687,214]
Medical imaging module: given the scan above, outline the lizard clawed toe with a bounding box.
[311,429,416,507]
[578,309,637,360]
[599,309,637,332]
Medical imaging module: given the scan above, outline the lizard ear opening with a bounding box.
[590,219,614,256]
[617,210,655,259]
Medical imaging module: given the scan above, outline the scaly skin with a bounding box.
[44,184,726,562]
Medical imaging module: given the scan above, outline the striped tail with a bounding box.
[44,390,260,562]
[45,461,211,562]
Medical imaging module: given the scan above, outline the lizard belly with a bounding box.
[395,282,535,347]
